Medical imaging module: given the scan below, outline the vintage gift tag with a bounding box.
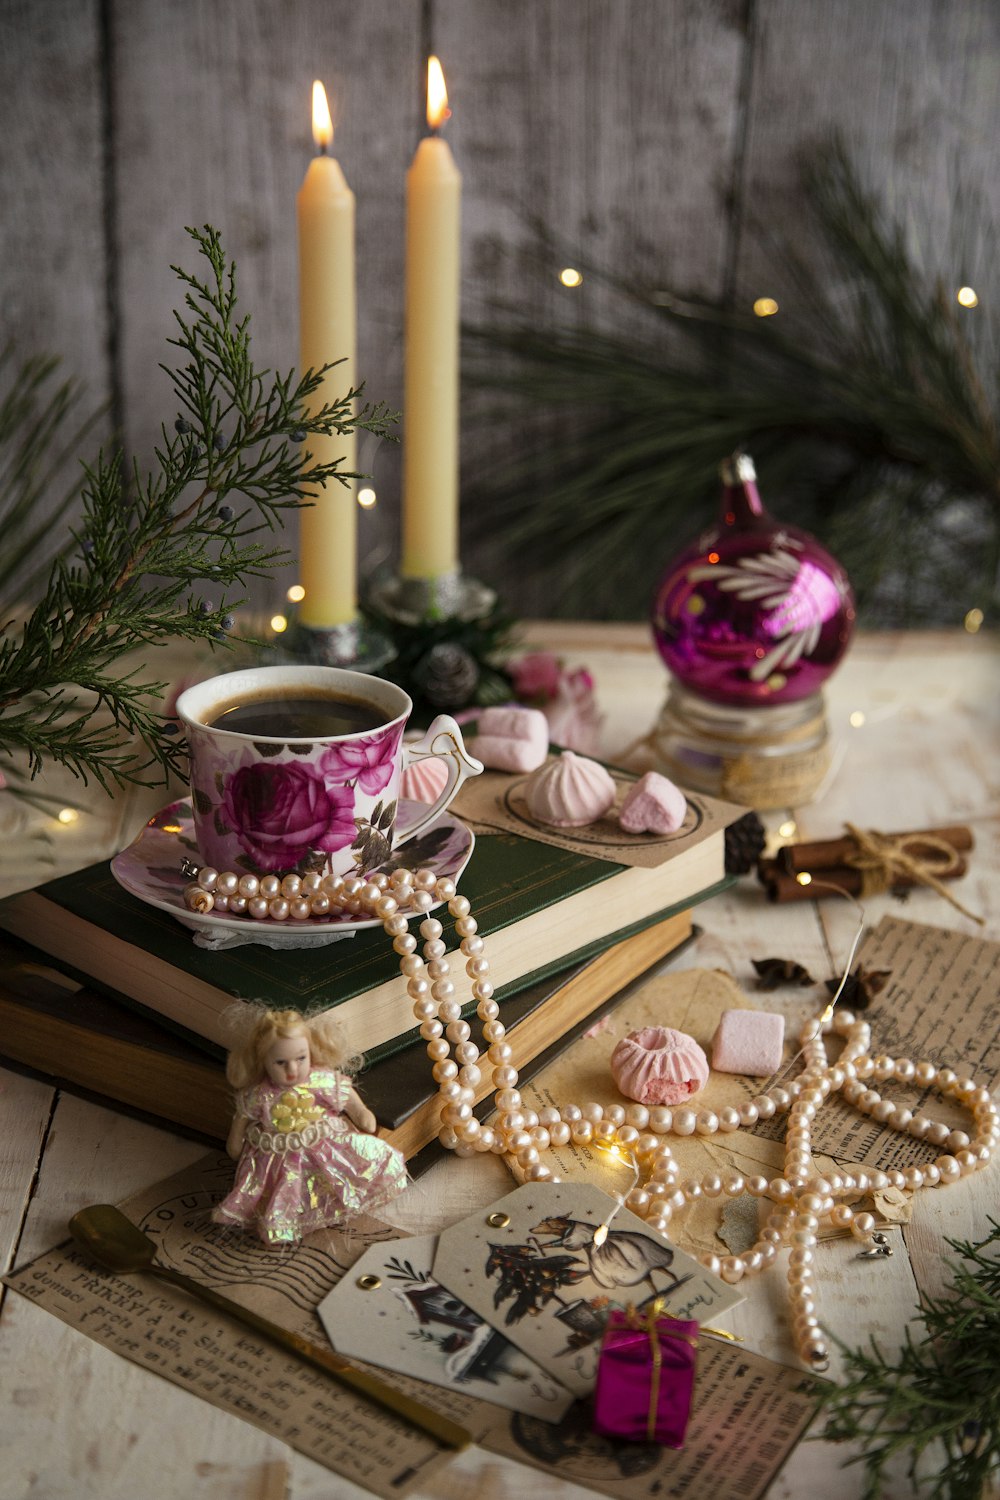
[431,1182,742,1398]
[318,1232,573,1421]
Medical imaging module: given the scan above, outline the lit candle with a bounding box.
[296,80,357,627]
[402,56,461,582]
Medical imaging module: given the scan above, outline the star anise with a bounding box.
[825,965,892,1011]
[752,956,816,990]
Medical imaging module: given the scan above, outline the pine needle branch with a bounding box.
[463,138,999,623]
[0,225,396,791]
[818,1218,1000,1500]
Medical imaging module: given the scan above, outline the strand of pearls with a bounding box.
[186,859,998,1373]
[374,870,996,1371]
[182,863,399,923]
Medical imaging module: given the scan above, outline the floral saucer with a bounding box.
[111,798,475,950]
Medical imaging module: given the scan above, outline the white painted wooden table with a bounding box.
[2,628,998,1500]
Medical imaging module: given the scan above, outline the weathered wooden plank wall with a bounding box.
[1,0,996,619]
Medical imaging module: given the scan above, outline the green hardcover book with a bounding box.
[0,912,697,1169]
[0,801,731,1058]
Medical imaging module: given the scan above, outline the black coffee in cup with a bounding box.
[205,688,385,739]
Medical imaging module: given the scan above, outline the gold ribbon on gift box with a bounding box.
[622,1300,742,1441]
[624,1300,698,1442]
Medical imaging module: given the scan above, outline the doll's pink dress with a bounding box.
[213,1069,407,1245]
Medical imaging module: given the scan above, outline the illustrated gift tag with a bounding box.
[318,1233,574,1422]
[432,1182,743,1398]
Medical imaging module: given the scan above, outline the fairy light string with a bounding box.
[185,857,999,1373]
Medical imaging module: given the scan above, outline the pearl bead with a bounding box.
[672,1109,697,1136]
[571,1121,593,1144]
[752,1095,776,1120]
[738,1102,759,1127]
[720,1257,745,1284]
[625,1104,650,1130]
[702,1175,723,1198]
[695,1110,719,1135]
[648,1107,673,1133]
[722,1173,745,1196]
[550,1121,571,1147]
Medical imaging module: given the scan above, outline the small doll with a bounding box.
[213,1006,407,1246]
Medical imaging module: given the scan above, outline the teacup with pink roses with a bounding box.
[176,666,483,879]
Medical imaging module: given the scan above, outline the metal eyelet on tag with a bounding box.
[486,1211,510,1228]
[357,1273,382,1290]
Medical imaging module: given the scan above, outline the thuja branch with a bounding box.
[0,225,395,791]
[818,1219,1000,1499]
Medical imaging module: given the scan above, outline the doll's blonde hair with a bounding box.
[222,1004,357,1091]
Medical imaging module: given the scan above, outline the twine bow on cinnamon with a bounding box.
[843,824,984,925]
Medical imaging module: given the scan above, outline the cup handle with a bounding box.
[396,715,484,847]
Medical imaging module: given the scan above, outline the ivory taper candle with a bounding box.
[297,80,357,626]
[402,55,461,581]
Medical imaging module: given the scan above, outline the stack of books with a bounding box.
[0,819,730,1166]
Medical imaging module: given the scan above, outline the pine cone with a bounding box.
[724,811,767,875]
[413,643,480,709]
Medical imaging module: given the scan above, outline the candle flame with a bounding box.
[312,80,334,151]
[426,56,451,130]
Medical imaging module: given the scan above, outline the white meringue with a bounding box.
[524,751,616,828]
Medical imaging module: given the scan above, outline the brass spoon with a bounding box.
[69,1203,469,1450]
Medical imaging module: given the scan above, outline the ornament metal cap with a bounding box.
[720,451,757,486]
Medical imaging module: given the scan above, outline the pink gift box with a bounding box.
[592,1307,699,1447]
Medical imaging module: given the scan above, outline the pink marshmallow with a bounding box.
[471,706,549,773]
[619,771,687,834]
[712,1009,785,1077]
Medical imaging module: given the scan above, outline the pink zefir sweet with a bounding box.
[610,1026,710,1106]
[619,771,687,835]
[401,754,450,804]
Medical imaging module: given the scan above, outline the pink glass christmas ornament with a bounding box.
[619,771,687,834]
[524,751,616,827]
[610,1026,709,1106]
[651,454,855,707]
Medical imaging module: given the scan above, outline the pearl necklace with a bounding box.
[187,859,998,1372]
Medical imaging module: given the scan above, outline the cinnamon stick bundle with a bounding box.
[777,824,973,875]
[759,854,969,904]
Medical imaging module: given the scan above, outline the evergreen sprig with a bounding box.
[818,1219,1000,1499]
[0,225,395,792]
[463,139,999,624]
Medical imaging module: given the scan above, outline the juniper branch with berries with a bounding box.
[0,226,395,793]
